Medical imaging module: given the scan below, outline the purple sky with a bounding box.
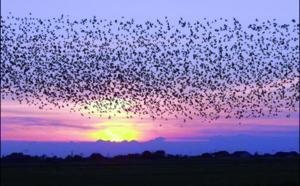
[2,0,299,23]
[1,0,299,156]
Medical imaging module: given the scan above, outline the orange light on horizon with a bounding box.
[91,127,140,142]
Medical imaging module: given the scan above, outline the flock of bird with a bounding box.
[1,14,299,124]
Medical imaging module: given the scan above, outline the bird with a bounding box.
[0,15,299,125]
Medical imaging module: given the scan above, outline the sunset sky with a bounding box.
[2,97,299,142]
[1,0,299,155]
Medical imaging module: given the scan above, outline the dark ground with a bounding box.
[1,157,299,186]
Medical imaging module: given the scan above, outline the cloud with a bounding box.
[1,116,95,130]
[2,117,43,124]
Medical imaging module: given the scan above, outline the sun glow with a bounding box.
[91,127,140,142]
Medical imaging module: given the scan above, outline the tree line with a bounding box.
[1,150,299,163]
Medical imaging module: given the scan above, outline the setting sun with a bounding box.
[91,127,140,142]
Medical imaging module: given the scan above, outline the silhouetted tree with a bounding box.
[201,153,212,158]
[4,153,30,162]
[275,151,299,158]
[153,150,166,159]
[262,153,272,157]
[127,153,140,159]
[141,151,152,159]
[166,154,176,158]
[73,154,83,161]
[64,155,73,161]
[40,154,47,161]
[89,153,104,161]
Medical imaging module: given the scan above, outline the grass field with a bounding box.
[1,157,299,186]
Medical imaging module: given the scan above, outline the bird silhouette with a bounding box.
[0,15,299,125]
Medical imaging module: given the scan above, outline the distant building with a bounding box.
[232,151,252,158]
[212,151,230,158]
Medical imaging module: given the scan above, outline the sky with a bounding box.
[2,0,299,23]
[1,0,299,155]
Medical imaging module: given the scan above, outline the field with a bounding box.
[1,157,299,186]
